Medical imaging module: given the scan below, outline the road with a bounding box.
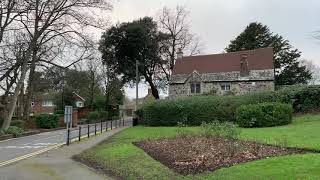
[0,119,132,166]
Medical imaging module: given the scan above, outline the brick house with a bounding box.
[30,92,85,115]
[169,48,275,98]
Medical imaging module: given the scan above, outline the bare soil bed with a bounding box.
[135,136,309,175]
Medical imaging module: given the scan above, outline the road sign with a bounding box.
[64,106,73,124]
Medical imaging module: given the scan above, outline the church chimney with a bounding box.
[240,52,250,77]
[177,48,184,59]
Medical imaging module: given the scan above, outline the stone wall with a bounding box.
[169,81,274,98]
[169,69,275,98]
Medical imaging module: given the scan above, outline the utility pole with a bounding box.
[134,59,139,126]
[135,59,139,112]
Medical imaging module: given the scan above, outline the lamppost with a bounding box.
[133,59,139,126]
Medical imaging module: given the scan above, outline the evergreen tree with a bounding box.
[226,22,312,85]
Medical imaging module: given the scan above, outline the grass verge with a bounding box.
[75,114,320,180]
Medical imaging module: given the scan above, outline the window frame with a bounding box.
[221,84,231,91]
[190,83,201,94]
[42,100,54,107]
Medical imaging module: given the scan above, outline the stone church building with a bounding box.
[169,48,275,98]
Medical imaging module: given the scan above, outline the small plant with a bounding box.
[201,121,241,140]
[175,122,194,137]
[5,126,24,137]
[274,135,289,148]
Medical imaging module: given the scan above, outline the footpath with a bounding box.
[0,126,128,180]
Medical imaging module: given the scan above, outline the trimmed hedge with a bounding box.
[35,114,59,129]
[88,111,109,123]
[142,91,280,126]
[141,85,320,127]
[236,103,293,128]
[278,86,320,113]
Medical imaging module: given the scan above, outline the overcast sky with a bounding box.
[105,0,320,99]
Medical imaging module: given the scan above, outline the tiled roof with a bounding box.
[172,48,274,75]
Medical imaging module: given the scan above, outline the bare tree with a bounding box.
[301,60,320,85]
[157,5,202,82]
[0,0,25,43]
[2,0,113,130]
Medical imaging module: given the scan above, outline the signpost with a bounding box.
[65,106,73,145]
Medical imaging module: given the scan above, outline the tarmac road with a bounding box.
[0,119,132,166]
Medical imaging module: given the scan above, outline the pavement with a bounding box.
[0,126,129,180]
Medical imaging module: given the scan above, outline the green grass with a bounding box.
[78,114,320,180]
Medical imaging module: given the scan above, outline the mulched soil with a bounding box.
[135,136,310,175]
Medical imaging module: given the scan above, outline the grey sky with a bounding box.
[105,0,320,98]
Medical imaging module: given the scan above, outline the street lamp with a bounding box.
[133,59,139,126]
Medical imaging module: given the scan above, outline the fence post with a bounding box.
[88,124,90,138]
[67,128,70,146]
[79,126,81,141]
[106,121,108,131]
[123,118,125,126]
[111,120,113,130]
[101,121,103,133]
[95,123,97,135]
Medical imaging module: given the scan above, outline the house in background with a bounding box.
[120,88,155,117]
[30,92,85,115]
[169,48,275,98]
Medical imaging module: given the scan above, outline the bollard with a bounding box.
[101,121,103,133]
[67,128,70,146]
[95,123,97,135]
[106,121,108,131]
[88,124,90,138]
[79,126,81,141]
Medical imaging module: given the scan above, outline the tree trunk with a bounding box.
[1,42,35,130]
[23,49,37,121]
[144,75,160,99]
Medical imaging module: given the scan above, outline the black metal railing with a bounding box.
[66,118,133,145]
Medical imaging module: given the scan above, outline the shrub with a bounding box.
[142,91,279,126]
[88,111,100,121]
[35,114,59,129]
[141,86,320,127]
[54,110,64,115]
[10,120,25,129]
[201,121,241,140]
[0,117,3,127]
[236,103,293,128]
[6,126,24,137]
[87,111,109,123]
[99,111,109,119]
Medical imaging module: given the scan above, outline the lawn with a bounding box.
[76,114,320,180]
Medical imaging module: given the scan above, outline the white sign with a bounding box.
[64,106,73,124]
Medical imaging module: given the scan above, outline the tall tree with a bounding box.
[157,5,202,82]
[225,22,312,85]
[1,0,113,130]
[301,60,320,85]
[99,17,165,99]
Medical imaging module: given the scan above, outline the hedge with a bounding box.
[142,91,280,126]
[35,114,59,129]
[236,103,293,128]
[88,111,109,123]
[141,85,320,126]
